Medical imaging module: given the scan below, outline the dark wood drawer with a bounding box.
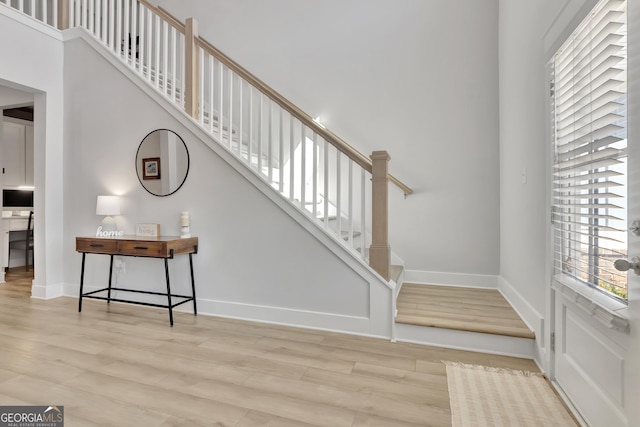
[117,240,167,257]
[76,236,197,258]
[76,238,119,254]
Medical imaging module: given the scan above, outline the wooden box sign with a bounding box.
[135,223,160,237]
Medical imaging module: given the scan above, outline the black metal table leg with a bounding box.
[107,255,114,304]
[78,252,86,312]
[189,253,197,315]
[164,258,174,326]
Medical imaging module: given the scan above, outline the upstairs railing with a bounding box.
[0,0,59,27]
[2,0,413,280]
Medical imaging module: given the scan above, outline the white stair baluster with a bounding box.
[336,151,342,241]
[52,0,57,28]
[29,0,35,20]
[170,26,176,102]
[323,140,329,227]
[257,94,263,174]
[153,14,160,88]
[179,32,185,105]
[108,0,114,49]
[115,0,121,55]
[96,0,101,34]
[69,0,74,27]
[162,20,168,94]
[289,118,295,202]
[268,101,273,182]
[279,108,284,193]
[82,0,87,28]
[238,79,244,158]
[138,4,145,75]
[300,125,306,210]
[198,48,205,126]
[87,0,93,33]
[228,71,234,148]
[146,8,153,83]
[208,56,214,132]
[74,0,80,27]
[248,88,254,167]
[218,60,224,143]
[348,159,354,246]
[131,0,137,70]
[312,132,318,218]
[123,0,129,60]
[361,169,367,259]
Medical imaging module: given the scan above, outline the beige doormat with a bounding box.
[443,361,577,427]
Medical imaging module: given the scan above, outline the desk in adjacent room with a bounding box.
[75,235,198,326]
[2,214,32,270]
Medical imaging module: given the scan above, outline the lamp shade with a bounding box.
[96,195,121,216]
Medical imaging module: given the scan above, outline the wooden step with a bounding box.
[396,283,535,339]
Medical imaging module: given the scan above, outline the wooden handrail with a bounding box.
[135,1,412,196]
[195,37,412,196]
[138,0,185,33]
[195,37,372,172]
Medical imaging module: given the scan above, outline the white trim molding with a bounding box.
[395,323,535,359]
[404,269,499,288]
[31,282,64,299]
[552,277,630,332]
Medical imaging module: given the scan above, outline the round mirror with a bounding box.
[136,129,190,196]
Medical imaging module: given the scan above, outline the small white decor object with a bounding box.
[136,223,160,237]
[96,195,121,232]
[96,195,123,237]
[180,211,190,238]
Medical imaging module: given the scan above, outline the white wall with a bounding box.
[152,0,501,278]
[62,34,392,337]
[0,6,65,297]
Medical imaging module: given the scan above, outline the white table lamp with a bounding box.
[96,195,121,232]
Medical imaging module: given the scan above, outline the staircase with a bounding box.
[1,0,536,358]
[57,0,412,281]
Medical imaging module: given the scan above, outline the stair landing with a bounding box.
[395,283,535,358]
[396,283,534,338]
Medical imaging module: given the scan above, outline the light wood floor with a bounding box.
[0,272,541,426]
[396,283,535,339]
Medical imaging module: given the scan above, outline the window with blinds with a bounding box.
[551,0,627,301]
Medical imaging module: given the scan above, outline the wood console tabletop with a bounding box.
[75,235,198,326]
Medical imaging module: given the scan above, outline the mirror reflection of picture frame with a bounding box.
[142,157,161,180]
[136,129,189,196]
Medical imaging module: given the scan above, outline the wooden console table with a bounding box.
[76,235,198,326]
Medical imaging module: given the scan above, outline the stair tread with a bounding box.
[396,283,534,339]
[395,314,535,339]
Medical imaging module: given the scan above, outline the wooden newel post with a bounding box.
[58,0,70,30]
[185,18,199,120]
[369,151,390,281]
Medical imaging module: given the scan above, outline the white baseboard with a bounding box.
[497,276,543,339]
[404,269,499,288]
[497,276,545,366]
[63,283,391,339]
[31,282,64,299]
[193,298,387,338]
[395,323,535,359]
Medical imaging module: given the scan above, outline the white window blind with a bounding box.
[551,0,627,301]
